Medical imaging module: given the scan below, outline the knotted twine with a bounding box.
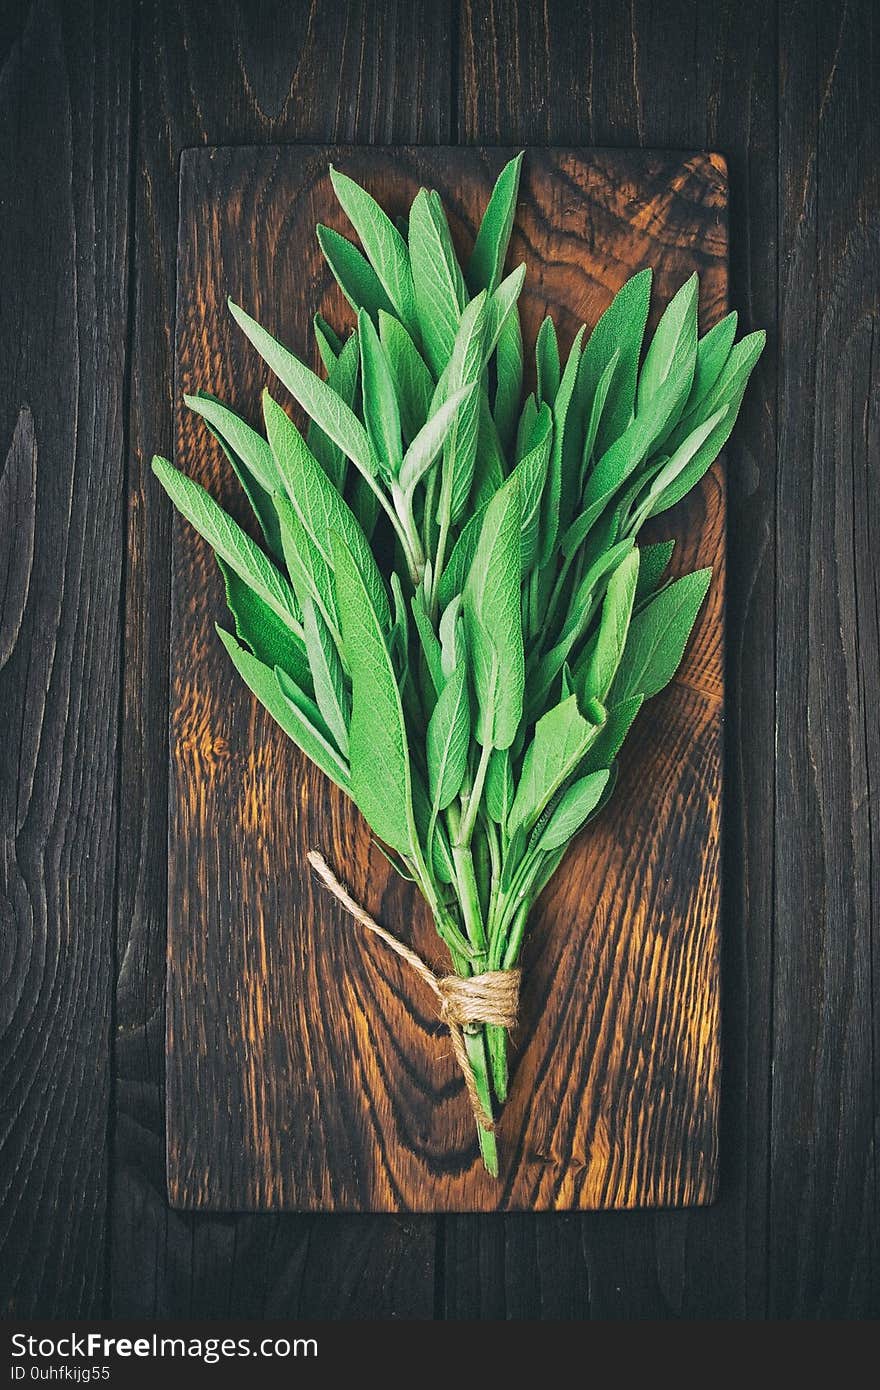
[307,851,521,1132]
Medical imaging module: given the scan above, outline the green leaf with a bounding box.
[580,548,640,702]
[306,330,360,492]
[358,308,402,476]
[579,347,620,480]
[485,747,515,827]
[229,300,378,481]
[464,477,525,749]
[399,383,476,496]
[273,487,340,640]
[544,326,587,556]
[684,311,738,417]
[436,501,486,610]
[472,392,506,506]
[333,533,415,857]
[667,329,765,453]
[302,596,350,757]
[515,392,538,465]
[634,540,675,604]
[426,662,470,812]
[190,404,285,565]
[262,391,390,630]
[217,626,350,792]
[314,313,342,371]
[579,268,652,460]
[484,264,526,359]
[316,224,395,322]
[409,188,465,375]
[510,402,552,573]
[580,694,644,774]
[218,557,311,693]
[379,311,434,443]
[628,406,727,529]
[528,538,634,718]
[467,152,523,294]
[438,293,488,523]
[184,392,280,494]
[536,316,561,406]
[329,166,419,335]
[152,455,299,628]
[411,584,444,696]
[537,769,610,853]
[637,273,698,412]
[612,567,712,702]
[493,308,523,453]
[507,695,600,838]
[578,351,695,535]
[438,593,465,677]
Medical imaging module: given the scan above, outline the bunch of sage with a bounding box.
[153,154,763,1175]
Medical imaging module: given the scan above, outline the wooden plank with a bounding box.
[771,0,879,1317]
[167,143,727,1213]
[113,0,450,1317]
[0,0,132,1315]
[449,0,778,1313]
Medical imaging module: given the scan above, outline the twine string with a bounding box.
[307,851,520,1133]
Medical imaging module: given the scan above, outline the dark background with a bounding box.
[0,0,877,1319]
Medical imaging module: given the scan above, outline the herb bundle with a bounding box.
[153,154,763,1176]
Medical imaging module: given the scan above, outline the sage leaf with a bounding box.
[379,310,434,443]
[471,393,506,506]
[579,268,652,460]
[467,152,523,295]
[427,662,470,812]
[314,313,342,371]
[580,548,640,702]
[316,224,395,322]
[229,299,378,482]
[217,626,350,792]
[302,596,350,757]
[262,391,390,630]
[218,557,312,693]
[536,316,561,406]
[544,326,586,557]
[152,455,299,629]
[484,264,527,360]
[409,188,465,375]
[464,477,524,749]
[612,567,712,702]
[399,383,476,496]
[637,272,698,412]
[493,307,523,453]
[485,746,515,827]
[537,769,610,853]
[307,329,360,493]
[329,166,419,335]
[684,310,738,417]
[634,540,675,604]
[580,694,644,774]
[438,293,488,523]
[358,308,402,476]
[507,694,600,838]
[333,533,415,857]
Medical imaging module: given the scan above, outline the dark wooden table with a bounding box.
[1,0,877,1319]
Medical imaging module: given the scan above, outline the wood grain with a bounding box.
[3,0,876,1318]
[114,0,450,1316]
[0,0,131,1316]
[771,0,880,1317]
[166,144,727,1212]
[448,0,779,1316]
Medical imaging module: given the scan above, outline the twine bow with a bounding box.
[307,851,520,1132]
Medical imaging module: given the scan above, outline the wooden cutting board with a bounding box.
[167,146,727,1212]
